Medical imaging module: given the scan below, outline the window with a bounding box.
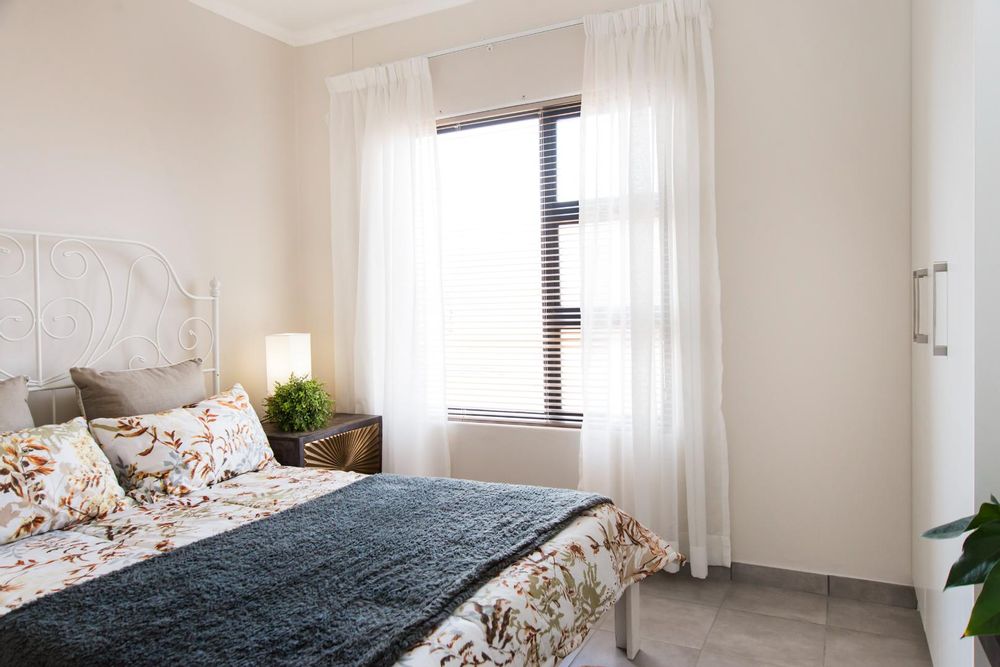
[438,100,582,427]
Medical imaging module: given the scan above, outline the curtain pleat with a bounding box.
[327,58,451,478]
[578,1,729,577]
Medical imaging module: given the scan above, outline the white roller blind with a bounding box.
[438,100,582,426]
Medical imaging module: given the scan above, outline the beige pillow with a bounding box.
[70,358,206,420]
[0,376,34,432]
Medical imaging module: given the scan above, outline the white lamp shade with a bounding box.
[265,333,312,391]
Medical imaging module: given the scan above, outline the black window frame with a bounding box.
[438,99,583,428]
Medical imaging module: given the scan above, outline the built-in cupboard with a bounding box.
[911,1,999,665]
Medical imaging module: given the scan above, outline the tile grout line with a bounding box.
[821,597,829,667]
[647,583,927,642]
[631,578,931,665]
[697,642,794,667]
[730,563,918,610]
[688,599,826,667]
[696,599,724,661]
[717,604,922,640]
[641,575,734,611]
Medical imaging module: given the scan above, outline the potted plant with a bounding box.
[924,496,1000,636]
[263,374,334,433]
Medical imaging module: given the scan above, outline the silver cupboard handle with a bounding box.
[913,268,928,343]
[933,262,948,356]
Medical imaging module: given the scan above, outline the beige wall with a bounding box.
[294,0,913,584]
[0,0,298,408]
[0,0,913,587]
[716,0,911,585]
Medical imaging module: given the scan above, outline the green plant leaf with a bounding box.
[924,515,975,539]
[946,523,1000,589]
[964,562,1000,637]
[924,501,1000,540]
[263,374,334,432]
[968,502,1000,531]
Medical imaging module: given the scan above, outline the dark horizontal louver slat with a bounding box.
[438,99,582,428]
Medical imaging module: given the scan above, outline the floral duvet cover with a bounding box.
[0,466,680,666]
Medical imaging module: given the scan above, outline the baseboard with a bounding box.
[668,561,917,609]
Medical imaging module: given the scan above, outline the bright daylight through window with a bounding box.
[438,101,582,427]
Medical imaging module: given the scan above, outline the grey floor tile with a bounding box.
[571,630,699,667]
[592,572,932,667]
[829,576,917,609]
[722,583,828,624]
[827,598,925,640]
[668,564,733,582]
[824,627,932,666]
[696,649,786,667]
[597,594,717,648]
[706,566,733,582]
[643,572,731,607]
[703,608,826,667]
[638,594,720,648]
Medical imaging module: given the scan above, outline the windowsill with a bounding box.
[447,417,581,431]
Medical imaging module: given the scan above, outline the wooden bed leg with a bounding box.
[614,583,640,660]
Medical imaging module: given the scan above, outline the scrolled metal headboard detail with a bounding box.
[0,229,221,406]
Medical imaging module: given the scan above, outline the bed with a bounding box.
[0,229,679,666]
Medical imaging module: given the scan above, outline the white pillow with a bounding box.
[89,384,275,503]
[0,418,127,545]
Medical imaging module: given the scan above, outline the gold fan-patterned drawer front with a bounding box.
[303,424,381,474]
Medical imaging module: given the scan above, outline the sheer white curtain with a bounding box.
[327,58,450,478]
[578,1,729,577]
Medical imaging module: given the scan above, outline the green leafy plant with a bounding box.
[923,495,1000,637]
[263,374,334,432]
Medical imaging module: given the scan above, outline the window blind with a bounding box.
[438,100,582,427]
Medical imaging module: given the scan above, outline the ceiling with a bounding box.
[188,0,475,46]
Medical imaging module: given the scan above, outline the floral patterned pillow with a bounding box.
[89,384,275,502]
[0,418,128,545]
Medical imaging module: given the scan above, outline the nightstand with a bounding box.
[262,414,382,474]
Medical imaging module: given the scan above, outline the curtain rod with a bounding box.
[425,18,583,60]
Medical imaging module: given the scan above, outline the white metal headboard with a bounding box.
[0,229,220,419]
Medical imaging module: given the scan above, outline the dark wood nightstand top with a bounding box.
[261,413,380,445]
[263,414,382,472]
